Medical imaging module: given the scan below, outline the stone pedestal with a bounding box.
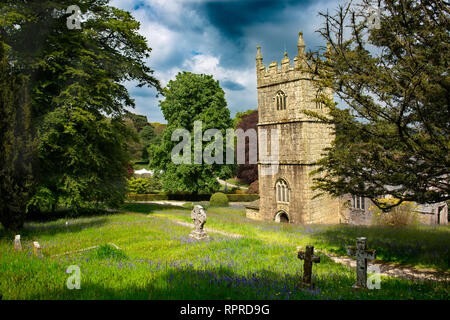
[189,230,209,240]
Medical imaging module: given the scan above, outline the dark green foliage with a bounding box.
[0,0,161,226]
[226,194,259,202]
[139,125,156,143]
[0,43,37,230]
[210,192,229,207]
[139,125,157,160]
[125,112,151,133]
[37,107,132,211]
[307,0,450,210]
[124,112,161,162]
[150,72,234,194]
[125,193,259,202]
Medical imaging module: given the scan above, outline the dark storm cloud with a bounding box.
[221,80,246,91]
[110,0,344,123]
[200,0,314,38]
[187,0,327,69]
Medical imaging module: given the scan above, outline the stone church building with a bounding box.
[246,31,448,226]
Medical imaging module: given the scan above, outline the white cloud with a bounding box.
[112,0,345,123]
[184,54,253,88]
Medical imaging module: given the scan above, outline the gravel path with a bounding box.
[322,251,450,282]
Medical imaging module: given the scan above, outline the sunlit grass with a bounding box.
[0,203,448,300]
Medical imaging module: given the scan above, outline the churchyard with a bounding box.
[0,203,448,300]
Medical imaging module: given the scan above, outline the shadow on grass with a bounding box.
[26,208,123,223]
[309,224,450,271]
[22,267,324,300]
[121,202,190,214]
[0,217,110,239]
[21,265,448,300]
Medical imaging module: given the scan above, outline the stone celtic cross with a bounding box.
[347,237,376,289]
[297,245,320,287]
[189,205,209,240]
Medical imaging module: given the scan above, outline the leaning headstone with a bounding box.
[347,237,376,289]
[33,241,42,257]
[297,245,320,287]
[189,205,209,240]
[14,235,22,252]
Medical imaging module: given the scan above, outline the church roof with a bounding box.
[245,199,260,210]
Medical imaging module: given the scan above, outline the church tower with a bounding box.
[249,31,342,224]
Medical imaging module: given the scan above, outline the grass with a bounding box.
[0,203,448,300]
[225,178,249,188]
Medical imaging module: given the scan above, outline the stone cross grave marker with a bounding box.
[33,241,42,257]
[189,205,209,240]
[297,245,320,287]
[347,237,376,289]
[14,235,22,252]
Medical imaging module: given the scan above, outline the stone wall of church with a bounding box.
[252,32,341,225]
[257,70,332,125]
[257,163,341,224]
[258,121,334,164]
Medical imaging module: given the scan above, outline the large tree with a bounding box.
[0,0,161,226]
[150,72,234,194]
[307,0,449,210]
[0,43,37,230]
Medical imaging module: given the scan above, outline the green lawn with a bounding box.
[225,178,249,188]
[0,204,448,300]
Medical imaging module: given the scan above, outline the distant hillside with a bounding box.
[150,122,167,135]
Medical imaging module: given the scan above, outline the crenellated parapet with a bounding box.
[256,31,313,89]
[256,30,332,125]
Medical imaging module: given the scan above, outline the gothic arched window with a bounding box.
[275,179,290,203]
[276,91,286,110]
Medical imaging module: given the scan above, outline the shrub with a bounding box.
[127,177,162,194]
[371,199,420,227]
[246,180,259,194]
[210,192,229,207]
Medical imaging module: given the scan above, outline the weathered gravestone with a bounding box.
[297,245,320,287]
[33,241,42,257]
[347,237,376,289]
[189,205,209,240]
[14,235,22,252]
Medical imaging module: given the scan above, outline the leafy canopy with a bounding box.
[150,72,234,194]
[307,0,449,210]
[0,0,161,219]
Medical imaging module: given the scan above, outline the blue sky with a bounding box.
[109,0,346,123]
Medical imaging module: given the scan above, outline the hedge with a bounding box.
[226,194,259,202]
[126,193,169,201]
[126,193,259,202]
